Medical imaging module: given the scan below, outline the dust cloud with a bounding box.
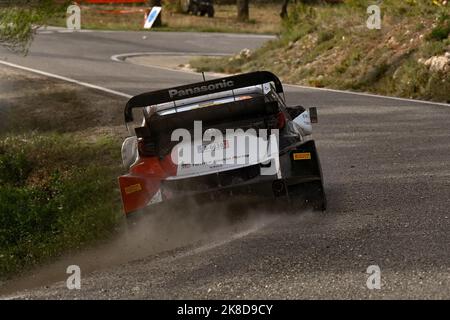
[0,196,282,296]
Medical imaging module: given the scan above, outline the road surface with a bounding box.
[0,30,449,299]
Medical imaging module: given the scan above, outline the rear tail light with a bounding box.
[277,112,286,129]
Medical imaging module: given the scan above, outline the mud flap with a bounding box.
[288,180,327,211]
[282,140,327,211]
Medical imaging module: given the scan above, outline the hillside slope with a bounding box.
[191,1,450,102]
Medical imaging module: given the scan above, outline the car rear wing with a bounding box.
[124,71,284,123]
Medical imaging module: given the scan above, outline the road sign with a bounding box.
[144,7,162,29]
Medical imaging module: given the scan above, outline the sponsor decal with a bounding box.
[197,139,229,153]
[293,152,311,160]
[125,183,142,194]
[168,80,235,98]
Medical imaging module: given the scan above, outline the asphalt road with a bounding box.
[1,30,449,299]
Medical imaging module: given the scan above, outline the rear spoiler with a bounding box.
[124,71,283,123]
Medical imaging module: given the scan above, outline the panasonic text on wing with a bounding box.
[168,80,234,98]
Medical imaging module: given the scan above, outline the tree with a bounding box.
[280,0,289,19]
[237,0,249,22]
[0,0,69,54]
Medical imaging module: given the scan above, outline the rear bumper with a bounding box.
[163,139,325,200]
[126,175,324,220]
[163,174,281,201]
[124,140,325,218]
[162,174,323,201]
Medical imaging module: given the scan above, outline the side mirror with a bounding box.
[309,107,318,123]
[121,136,138,169]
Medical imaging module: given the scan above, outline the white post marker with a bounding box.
[144,7,162,29]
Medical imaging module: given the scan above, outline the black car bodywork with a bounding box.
[119,71,326,217]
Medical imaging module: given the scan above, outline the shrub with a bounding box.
[0,133,122,278]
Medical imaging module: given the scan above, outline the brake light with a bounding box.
[277,112,286,129]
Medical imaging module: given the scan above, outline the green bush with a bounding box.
[0,150,33,186]
[427,13,450,41]
[317,30,335,43]
[0,133,122,278]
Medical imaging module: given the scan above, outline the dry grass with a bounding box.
[191,2,450,103]
[51,4,281,34]
[162,4,281,34]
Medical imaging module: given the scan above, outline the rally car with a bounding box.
[119,71,326,217]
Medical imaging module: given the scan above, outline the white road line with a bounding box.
[37,26,93,33]
[193,33,276,39]
[2,56,448,108]
[284,84,450,107]
[112,52,449,107]
[0,60,132,99]
[1,294,26,300]
[111,52,229,78]
[111,51,230,62]
[36,26,275,37]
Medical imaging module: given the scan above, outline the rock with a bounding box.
[423,54,450,72]
[387,36,397,46]
[239,48,252,59]
[392,68,400,79]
